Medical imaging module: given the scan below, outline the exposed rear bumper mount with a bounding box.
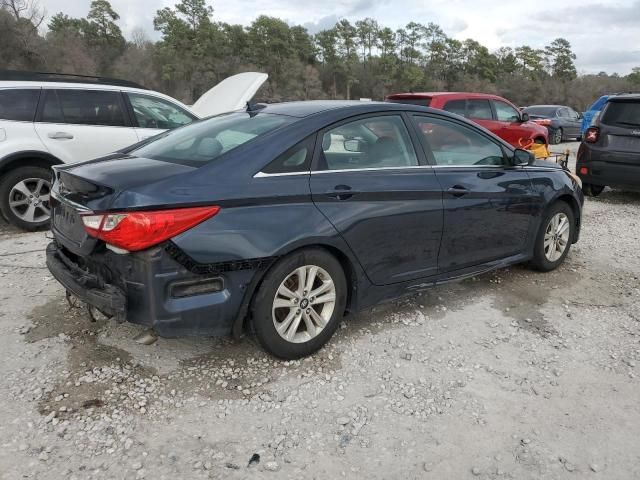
[46,242,127,321]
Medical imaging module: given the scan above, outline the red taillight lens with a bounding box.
[579,167,589,175]
[585,127,599,143]
[534,119,552,126]
[81,206,220,252]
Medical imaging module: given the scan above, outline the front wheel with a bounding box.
[550,128,563,145]
[0,166,52,231]
[530,202,575,272]
[251,248,347,359]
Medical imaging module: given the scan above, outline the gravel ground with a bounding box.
[0,142,639,479]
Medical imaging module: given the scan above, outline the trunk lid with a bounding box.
[190,72,268,118]
[51,155,196,255]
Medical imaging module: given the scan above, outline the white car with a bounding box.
[0,71,267,230]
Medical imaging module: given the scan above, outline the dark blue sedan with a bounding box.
[46,101,583,358]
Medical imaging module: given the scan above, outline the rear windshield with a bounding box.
[131,112,294,166]
[387,98,431,107]
[601,100,640,127]
[523,106,557,116]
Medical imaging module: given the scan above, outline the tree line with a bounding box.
[1,0,639,110]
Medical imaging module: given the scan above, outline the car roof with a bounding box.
[0,80,194,113]
[608,93,640,102]
[387,92,508,101]
[256,100,433,118]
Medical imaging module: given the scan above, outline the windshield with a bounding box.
[131,112,294,166]
[523,106,557,117]
[601,100,640,127]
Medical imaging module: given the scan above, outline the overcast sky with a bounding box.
[37,0,640,74]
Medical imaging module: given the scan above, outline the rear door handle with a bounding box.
[48,132,74,140]
[326,184,357,201]
[447,185,469,197]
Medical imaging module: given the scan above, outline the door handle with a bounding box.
[326,184,356,201]
[48,132,74,140]
[447,185,469,197]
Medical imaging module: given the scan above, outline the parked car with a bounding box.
[0,70,267,230]
[46,101,583,359]
[577,93,640,196]
[581,95,611,136]
[522,105,583,144]
[385,92,549,148]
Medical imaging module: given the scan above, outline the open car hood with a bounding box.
[190,72,268,118]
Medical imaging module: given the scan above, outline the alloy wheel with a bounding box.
[544,212,570,262]
[8,178,51,224]
[553,129,563,144]
[272,265,336,343]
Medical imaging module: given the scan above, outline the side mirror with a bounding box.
[520,112,530,122]
[513,148,535,166]
[344,139,365,153]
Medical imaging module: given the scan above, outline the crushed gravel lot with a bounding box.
[0,143,639,479]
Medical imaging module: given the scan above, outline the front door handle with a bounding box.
[447,185,469,197]
[326,184,356,201]
[48,131,74,140]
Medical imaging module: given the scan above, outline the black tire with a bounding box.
[530,201,575,272]
[0,166,52,231]
[251,248,347,359]
[550,128,563,145]
[583,183,604,197]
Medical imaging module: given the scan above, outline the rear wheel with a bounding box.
[530,201,574,271]
[583,183,604,197]
[251,248,347,359]
[0,166,52,231]
[550,128,563,145]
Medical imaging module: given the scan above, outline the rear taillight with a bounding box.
[81,206,220,252]
[585,127,600,143]
[534,119,552,126]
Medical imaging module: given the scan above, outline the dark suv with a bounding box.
[577,94,640,196]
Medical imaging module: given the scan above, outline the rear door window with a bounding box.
[443,100,466,117]
[466,99,493,120]
[39,89,127,127]
[601,101,640,127]
[318,115,418,171]
[0,89,40,121]
[262,137,314,174]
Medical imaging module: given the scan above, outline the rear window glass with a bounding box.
[40,89,126,126]
[387,98,431,107]
[0,89,40,121]
[601,101,640,127]
[131,112,294,166]
[523,106,557,116]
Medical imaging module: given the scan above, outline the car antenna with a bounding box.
[246,101,267,116]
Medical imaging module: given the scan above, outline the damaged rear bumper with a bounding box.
[46,242,127,321]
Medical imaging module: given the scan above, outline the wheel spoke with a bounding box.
[285,315,302,341]
[12,180,32,197]
[35,179,45,195]
[9,199,29,207]
[21,204,36,222]
[277,284,297,300]
[295,267,307,296]
[310,280,332,298]
[304,266,318,294]
[308,308,327,328]
[39,193,50,202]
[275,309,297,335]
[302,311,317,335]
[312,292,336,306]
[273,298,294,309]
[37,203,51,217]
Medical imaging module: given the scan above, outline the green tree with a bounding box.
[545,38,577,80]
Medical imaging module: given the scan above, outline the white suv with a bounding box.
[0,71,267,230]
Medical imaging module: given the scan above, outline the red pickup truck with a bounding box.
[386,92,549,148]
